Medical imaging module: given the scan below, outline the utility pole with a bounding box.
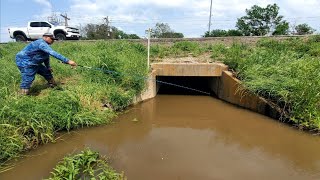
[103,16,109,27]
[60,13,70,26]
[208,0,213,33]
[48,12,60,25]
[146,28,152,70]
[103,16,110,38]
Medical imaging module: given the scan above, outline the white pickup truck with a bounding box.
[8,21,80,41]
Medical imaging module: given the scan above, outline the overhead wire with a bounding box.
[77,65,211,96]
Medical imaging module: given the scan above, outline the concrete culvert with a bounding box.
[156,76,216,96]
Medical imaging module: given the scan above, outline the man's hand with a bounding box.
[48,67,53,73]
[68,60,77,67]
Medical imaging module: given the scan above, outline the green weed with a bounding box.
[46,148,124,180]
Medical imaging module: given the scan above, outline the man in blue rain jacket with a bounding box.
[16,33,77,95]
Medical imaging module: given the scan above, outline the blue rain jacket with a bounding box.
[16,39,69,68]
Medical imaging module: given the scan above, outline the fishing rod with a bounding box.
[77,65,211,95]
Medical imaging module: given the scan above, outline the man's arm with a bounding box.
[39,42,69,64]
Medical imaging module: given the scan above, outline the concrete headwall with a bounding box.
[152,63,228,77]
[134,63,281,120]
[210,71,280,119]
[133,70,158,104]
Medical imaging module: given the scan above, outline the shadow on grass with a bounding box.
[29,82,64,96]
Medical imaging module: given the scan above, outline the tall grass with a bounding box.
[0,41,148,168]
[213,36,320,130]
[150,41,210,58]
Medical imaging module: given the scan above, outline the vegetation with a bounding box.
[151,23,184,38]
[0,41,148,169]
[150,41,210,58]
[203,29,243,37]
[46,149,124,180]
[236,3,289,36]
[203,3,315,37]
[294,23,315,35]
[211,36,320,129]
[82,24,140,40]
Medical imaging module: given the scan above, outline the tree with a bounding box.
[111,27,140,39]
[272,21,289,35]
[205,29,227,37]
[83,24,140,40]
[151,23,184,38]
[227,29,243,36]
[203,29,242,37]
[160,32,184,38]
[128,34,140,39]
[295,23,315,35]
[236,3,289,36]
[84,24,110,40]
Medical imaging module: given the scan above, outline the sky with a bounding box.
[1,0,319,42]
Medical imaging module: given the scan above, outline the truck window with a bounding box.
[30,22,41,27]
[40,22,51,28]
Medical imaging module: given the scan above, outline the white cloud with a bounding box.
[33,0,52,9]
[32,0,54,21]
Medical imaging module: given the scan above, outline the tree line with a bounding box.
[79,3,316,39]
[79,22,183,40]
[205,3,315,37]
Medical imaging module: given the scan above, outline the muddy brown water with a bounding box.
[1,95,320,180]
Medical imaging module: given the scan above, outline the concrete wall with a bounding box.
[152,63,228,77]
[133,70,158,104]
[210,71,280,119]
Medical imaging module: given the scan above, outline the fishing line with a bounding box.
[77,65,211,95]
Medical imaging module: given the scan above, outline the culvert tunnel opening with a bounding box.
[156,76,218,96]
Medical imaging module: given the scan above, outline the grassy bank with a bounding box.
[0,41,148,169]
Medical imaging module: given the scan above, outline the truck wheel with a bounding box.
[15,35,27,42]
[56,33,66,41]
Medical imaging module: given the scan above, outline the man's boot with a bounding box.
[47,78,57,88]
[20,89,30,95]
